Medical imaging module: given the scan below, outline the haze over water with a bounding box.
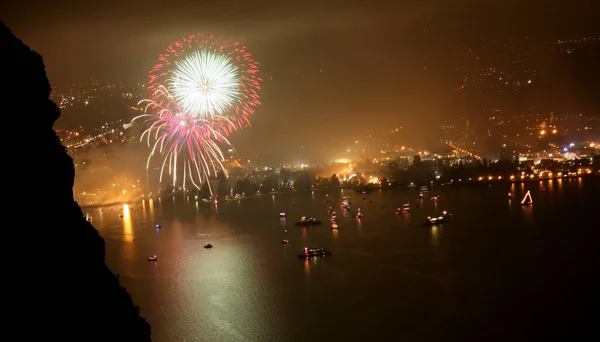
[89,178,598,341]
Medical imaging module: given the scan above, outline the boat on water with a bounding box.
[295,217,322,226]
[396,203,410,215]
[356,209,363,219]
[331,223,338,229]
[148,255,158,261]
[282,239,289,244]
[298,247,332,258]
[424,211,453,225]
[420,185,429,193]
[521,190,533,205]
[204,243,213,248]
[279,212,286,218]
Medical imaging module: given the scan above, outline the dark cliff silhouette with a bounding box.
[3,22,151,340]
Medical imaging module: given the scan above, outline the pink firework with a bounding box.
[134,88,235,193]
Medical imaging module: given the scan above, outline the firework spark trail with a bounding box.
[133,91,236,194]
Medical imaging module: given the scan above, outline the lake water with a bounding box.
[88,177,599,341]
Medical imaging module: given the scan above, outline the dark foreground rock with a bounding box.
[2,21,151,341]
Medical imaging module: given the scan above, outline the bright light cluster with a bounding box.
[171,49,240,118]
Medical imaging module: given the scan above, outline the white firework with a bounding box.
[171,49,240,117]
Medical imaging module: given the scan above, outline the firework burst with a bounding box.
[149,33,262,132]
[135,34,262,195]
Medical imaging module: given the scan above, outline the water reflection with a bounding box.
[430,226,439,246]
[95,180,598,341]
[149,198,155,219]
[332,227,339,239]
[123,204,133,240]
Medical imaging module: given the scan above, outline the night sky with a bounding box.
[2,0,597,162]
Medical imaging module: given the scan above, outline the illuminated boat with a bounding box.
[298,247,332,258]
[424,216,447,225]
[282,239,289,244]
[356,209,363,219]
[521,190,533,206]
[331,223,338,229]
[279,212,286,218]
[204,243,213,248]
[396,203,410,215]
[295,217,322,226]
[424,211,453,225]
[148,255,157,261]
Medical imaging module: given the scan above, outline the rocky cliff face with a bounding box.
[2,21,151,340]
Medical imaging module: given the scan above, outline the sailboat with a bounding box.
[521,190,533,205]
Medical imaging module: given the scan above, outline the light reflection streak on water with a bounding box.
[149,198,155,220]
[509,183,515,208]
[431,226,439,246]
[304,259,310,276]
[332,227,339,239]
[123,204,134,240]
